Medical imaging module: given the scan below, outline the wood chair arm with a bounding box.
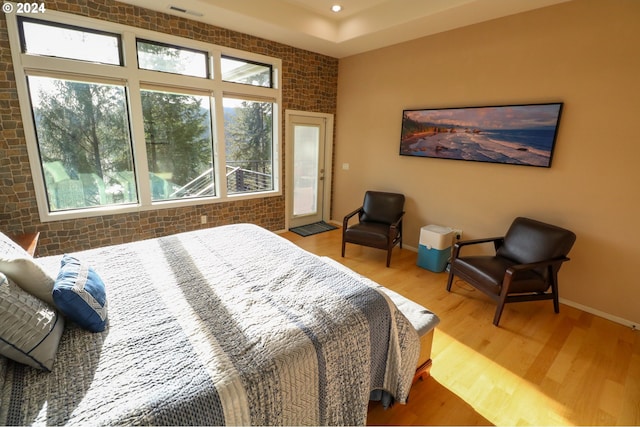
[499,256,571,308]
[343,207,363,228]
[389,211,405,230]
[452,236,504,258]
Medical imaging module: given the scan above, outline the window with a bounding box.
[137,39,208,78]
[7,12,281,221]
[141,89,215,200]
[28,76,136,211]
[19,17,122,65]
[221,56,272,88]
[224,98,274,194]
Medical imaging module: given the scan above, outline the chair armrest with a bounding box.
[501,256,571,297]
[452,236,504,258]
[343,207,363,228]
[455,236,504,248]
[389,211,405,229]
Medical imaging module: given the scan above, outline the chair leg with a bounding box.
[494,286,510,326]
[550,272,560,313]
[341,240,346,258]
[493,303,506,326]
[446,270,455,291]
[386,247,392,267]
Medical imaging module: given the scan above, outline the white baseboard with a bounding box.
[558,298,638,329]
[311,225,639,330]
[404,246,637,329]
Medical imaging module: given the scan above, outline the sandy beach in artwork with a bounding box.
[400,129,552,167]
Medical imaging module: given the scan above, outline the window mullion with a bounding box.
[220,83,278,100]
[21,54,129,82]
[127,80,153,207]
[213,91,228,199]
[122,31,152,207]
[138,69,217,94]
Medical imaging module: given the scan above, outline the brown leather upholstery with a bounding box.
[446,217,576,326]
[342,191,405,267]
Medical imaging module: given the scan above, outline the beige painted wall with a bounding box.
[333,0,640,325]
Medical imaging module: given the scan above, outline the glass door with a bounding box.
[288,114,327,228]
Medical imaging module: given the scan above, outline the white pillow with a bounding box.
[0,258,55,306]
[0,272,65,371]
[0,231,55,305]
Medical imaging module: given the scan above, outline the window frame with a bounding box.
[223,95,276,194]
[6,9,282,222]
[221,55,274,88]
[136,38,210,78]
[18,16,124,66]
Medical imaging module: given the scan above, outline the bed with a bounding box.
[0,223,439,425]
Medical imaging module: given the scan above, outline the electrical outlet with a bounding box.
[452,228,463,240]
[201,215,207,224]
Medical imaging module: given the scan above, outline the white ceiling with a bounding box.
[118,0,571,58]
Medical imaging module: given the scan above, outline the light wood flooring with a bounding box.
[281,228,640,426]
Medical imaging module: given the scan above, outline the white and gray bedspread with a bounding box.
[0,223,420,425]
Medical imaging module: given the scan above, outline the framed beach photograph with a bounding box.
[399,102,563,167]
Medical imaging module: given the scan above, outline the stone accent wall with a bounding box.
[0,0,338,256]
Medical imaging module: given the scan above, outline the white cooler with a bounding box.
[417,224,454,272]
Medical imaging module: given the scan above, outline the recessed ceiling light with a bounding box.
[331,5,342,13]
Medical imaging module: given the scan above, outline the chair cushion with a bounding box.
[360,191,404,224]
[497,217,576,264]
[452,256,549,295]
[344,222,394,249]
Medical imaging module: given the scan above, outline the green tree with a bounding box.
[32,74,213,205]
[34,78,132,178]
[138,41,213,198]
[141,90,211,188]
[225,100,273,174]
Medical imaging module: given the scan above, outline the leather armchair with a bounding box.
[446,217,576,326]
[342,191,405,267]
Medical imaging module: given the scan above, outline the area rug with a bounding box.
[289,221,338,237]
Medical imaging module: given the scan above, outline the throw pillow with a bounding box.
[0,272,65,371]
[0,258,56,306]
[53,255,108,333]
[0,231,31,259]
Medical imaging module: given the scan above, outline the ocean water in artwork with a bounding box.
[399,104,562,167]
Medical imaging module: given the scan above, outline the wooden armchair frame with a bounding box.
[446,217,575,326]
[341,191,405,267]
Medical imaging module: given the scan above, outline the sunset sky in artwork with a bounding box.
[405,104,561,130]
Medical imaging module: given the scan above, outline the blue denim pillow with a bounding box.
[53,255,108,333]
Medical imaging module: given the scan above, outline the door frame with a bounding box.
[284,110,334,230]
